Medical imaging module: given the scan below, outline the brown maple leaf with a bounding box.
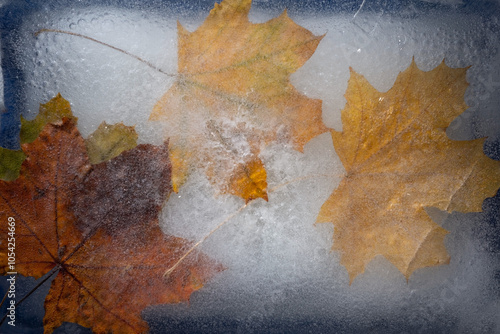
[149,0,328,202]
[0,118,222,334]
[316,60,500,283]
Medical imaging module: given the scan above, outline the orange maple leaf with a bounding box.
[150,0,328,202]
[0,117,222,334]
[317,60,500,283]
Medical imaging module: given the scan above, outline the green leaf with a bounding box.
[0,148,26,181]
[85,122,138,164]
[20,93,75,144]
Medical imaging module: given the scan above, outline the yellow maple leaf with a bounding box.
[150,0,328,202]
[317,59,500,283]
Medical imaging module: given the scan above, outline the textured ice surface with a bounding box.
[2,2,500,333]
[13,7,179,142]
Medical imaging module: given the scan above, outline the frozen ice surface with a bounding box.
[12,7,179,142]
[2,2,500,333]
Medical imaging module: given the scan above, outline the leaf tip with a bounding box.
[409,57,419,70]
[278,8,290,22]
[177,20,189,37]
[245,191,268,203]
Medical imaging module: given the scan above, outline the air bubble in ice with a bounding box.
[77,18,86,27]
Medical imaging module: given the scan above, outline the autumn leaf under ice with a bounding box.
[317,60,500,283]
[150,0,328,202]
[0,97,222,334]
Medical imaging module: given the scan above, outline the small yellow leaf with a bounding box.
[85,122,138,164]
[227,158,268,203]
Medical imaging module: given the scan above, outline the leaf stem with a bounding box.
[164,203,248,278]
[35,29,176,77]
[0,286,8,309]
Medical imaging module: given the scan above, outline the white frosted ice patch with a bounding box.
[162,133,342,277]
[8,4,500,332]
[16,7,178,140]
